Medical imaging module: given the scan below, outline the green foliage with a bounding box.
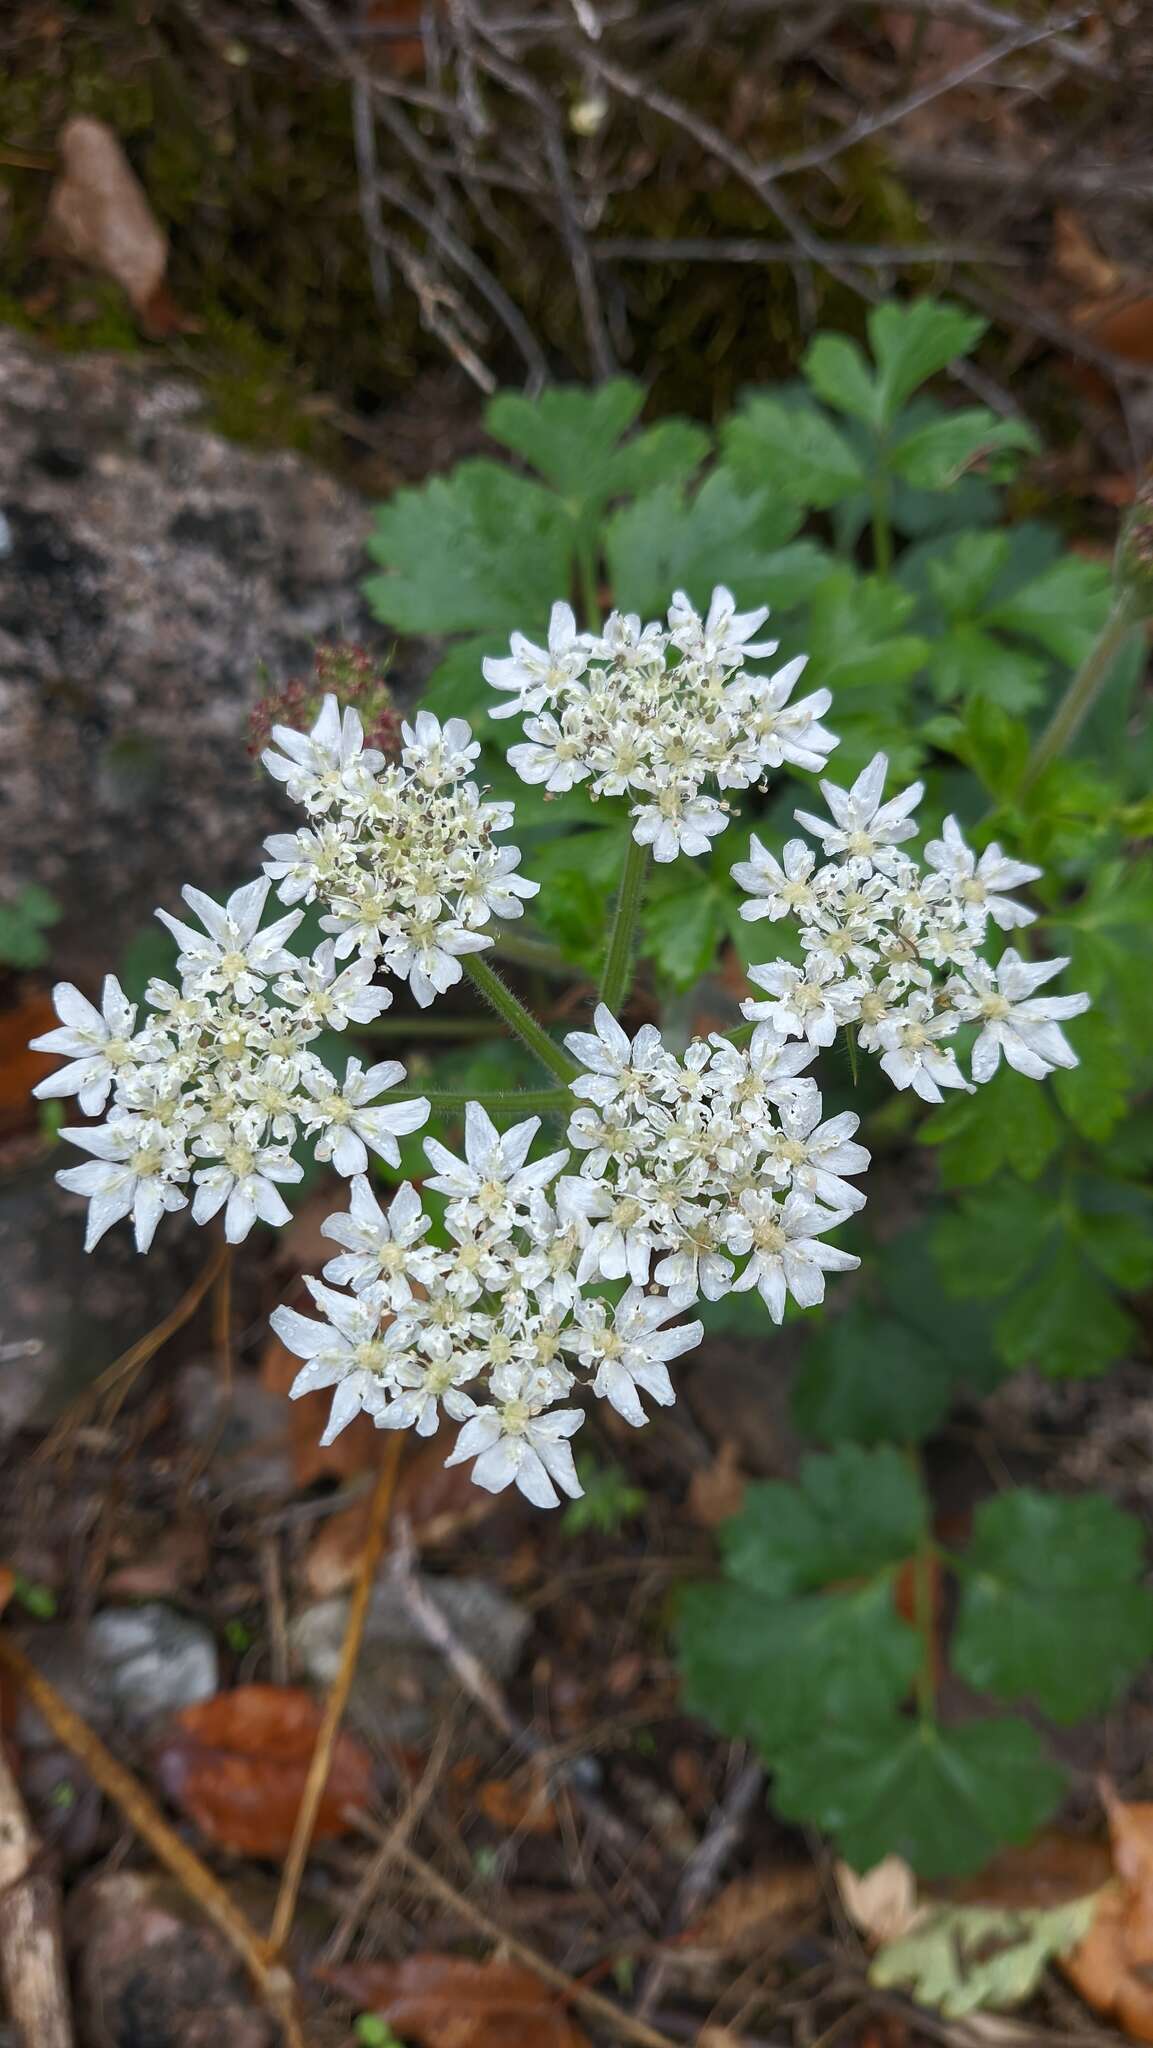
[869,1898,1096,2016]
[0,885,61,969]
[362,298,1153,1882]
[676,1447,1130,1875]
[952,1491,1153,1722]
[562,1458,646,1536]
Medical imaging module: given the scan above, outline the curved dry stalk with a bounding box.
[268,1430,405,1954]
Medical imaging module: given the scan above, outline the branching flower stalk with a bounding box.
[32,585,1089,1510]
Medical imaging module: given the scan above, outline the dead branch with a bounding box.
[0,1747,73,2048]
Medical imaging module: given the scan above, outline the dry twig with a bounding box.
[269,1430,405,1953]
[0,1745,73,2048]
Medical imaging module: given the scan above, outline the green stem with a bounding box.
[463,953,579,1084]
[905,1450,936,1725]
[380,1086,571,1114]
[600,835,650,1017]
[1020,592,1139,791]
[843,1024,859,1088]
[870,471,893,575]
[577,536,601,630]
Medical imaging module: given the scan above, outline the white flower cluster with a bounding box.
[31,693,535,1254]
[273,1026,865,1503]
[263,697,536,1006]
[272,1108,703,1508]
[32,880,430,1253]
[734,752,1090,1101]
[487,586,837,862]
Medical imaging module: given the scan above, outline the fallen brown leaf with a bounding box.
[43,116,168,320]
[0,995,56,1133]
[682,1864,822,1954]
[318,1954,590,2047]
[951,1828,1114,1910]
[1052,210,1127,301]
[837,1856,922,1946]
[155,1684,374,1857]
[1061,1780,1153,2041]
[477,1765,558,1837]
[688,1439,746,1529]
[301,1426,496,1595]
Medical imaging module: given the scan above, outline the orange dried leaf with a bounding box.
[477,1767,558,1837]
[1060,1781,1153,2041]
[683,1865,822,1952]
[0,996,57,1131]
[318,1954,590,2048]
[688,1439,746,1529]
[155,1684,374,1856]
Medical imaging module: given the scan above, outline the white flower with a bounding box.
[446,1383,584,1508]
[31,975,142,1115]
[423,1103,568,1227]
[742,956,855,1048]
[380,919,491,1009]
[401,709,480,784]
[726,1190,859,1322]
[566,1005,671,1113]
[275,942,391,1029]
[493,586,837,863]
[950,950,1090,1081]
[57,1119,188,1253]
[565,1286,703,1425]
[924,816,1040,933]
[731,836,822,923]
[271,1282,416,1444]
[301,1057,429,1175]
[794,752,923,871]
[764,1096,870,1212]
[263,696,382,810]
[875,995,972,1103]
[192,1139,304,1242]
[157,879,302,1003]
[455,845,539,927]
[320,1176,437,1302]
[485,601,588,718]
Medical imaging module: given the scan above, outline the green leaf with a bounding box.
[920,1069,1060,1186]
[365,460,572,634]
[943,693,1030,799]
[605,470,827,619]
[722,396,866,508]
[642,881,729,991]
[988,556,1112,666]
[721,1446,927,1597]
[923,530,1012,615]
[802,333,878,425]
[870,1898,1097,2018]
[679,1578,920,1754]
[927,625,1048,714]
[772,1714,1064,1879]
[793,1312,957,1446]
[889,410,1036,490]
[953,1489,1153,1723]
[486,381,709,524]
[0,884,62,969]
[805,568,929,695]
[530,868,605,972]
[1077,1197,1153,1291]
[421,635,500,721]
[933,1182,1054,1300]
[867,299,986,424]
[995,1250,1134,1377]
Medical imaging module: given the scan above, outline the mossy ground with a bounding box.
[0,0,939,462]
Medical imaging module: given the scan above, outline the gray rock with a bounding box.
[291,1574,530,1745]
[0,327,378,982]
[18,1602,218,1747]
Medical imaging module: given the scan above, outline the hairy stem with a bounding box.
[870,472,893,575]
[380,1086,571,1114]
[462,953,579,1083]
[600,835,650,1016]
[1021,592,1139,790]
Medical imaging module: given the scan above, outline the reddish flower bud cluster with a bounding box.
[248,644,404,759]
